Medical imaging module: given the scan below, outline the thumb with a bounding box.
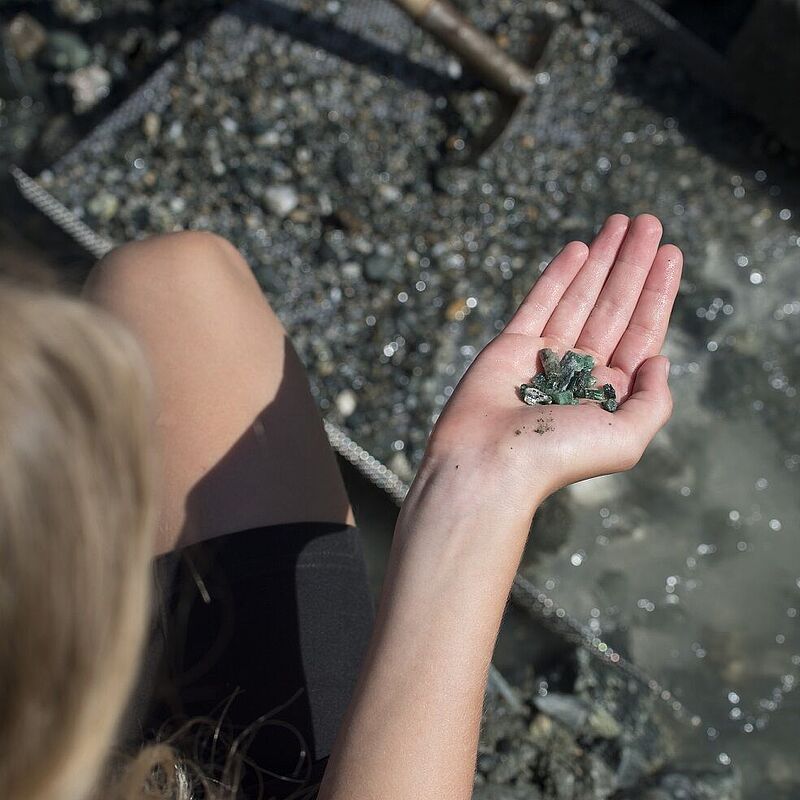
[617,355,673,445]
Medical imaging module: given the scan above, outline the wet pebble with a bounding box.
[86,191,119,221]
[7,13,47,62]
[41,31,92,72]
[65,64,111,113]
[364,254,396,282]
[335,389,357,418]
[142,111,161,141]
[263,185,299,217]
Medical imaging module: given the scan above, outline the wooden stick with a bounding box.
[392,0,535,96]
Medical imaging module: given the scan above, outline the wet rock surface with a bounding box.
[477,647,741,800]
[11,0,800,797]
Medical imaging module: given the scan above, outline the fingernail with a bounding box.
[664,358,671,378]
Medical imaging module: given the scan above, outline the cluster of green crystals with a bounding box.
[519,348,618,412]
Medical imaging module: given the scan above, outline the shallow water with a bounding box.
[32,1,800,795]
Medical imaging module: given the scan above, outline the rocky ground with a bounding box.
[477,646,741,800]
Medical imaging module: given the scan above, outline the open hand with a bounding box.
[425,214,683,510]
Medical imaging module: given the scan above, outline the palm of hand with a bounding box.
[427,215,682,506]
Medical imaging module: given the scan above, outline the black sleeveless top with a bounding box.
[121,523,374,798]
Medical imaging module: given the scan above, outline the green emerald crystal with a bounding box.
[540,348,561,379]
[551,390,578,405]
[583,388,606,402]
[532,373,550,392]
[557,352,581,390]
[520,348,613,410]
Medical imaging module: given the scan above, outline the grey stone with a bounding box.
[142,111,161,141]
[41,30,92,72]
[616,767,742,800]
[7,13,47,61]
[55,0,101,23]
[472,783,541,800]
[86,191,119,222]
[263,185,299,217]
[364,254,396,282]
[533,693,590,732]
[335,389,357,418]
[65,64,110,113]
[586,706,622,740]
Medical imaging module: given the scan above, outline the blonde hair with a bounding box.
[0,279,158,800]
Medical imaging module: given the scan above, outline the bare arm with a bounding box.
[320,214,683,799]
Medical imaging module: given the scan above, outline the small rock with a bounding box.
[364,254,396,282]
[41,30,92,72]
[378,183,401,202]
[445,297,468,321]
[87,191,119,222]
[263,185,299,217]
[220,116,238,134]
[616,766,742,800]
[65,64,110,113]
[586,705,622,739]
[254,129,280,147]
[533,693,589,732]
[142,111,161,141]
[472,784,541,800]
[318,192,333,216]
[447,58,463,79]
[389,451,413,482]
[476,752,499,774]
[55,0,100,24]
[7,13,47,62]
[527,711,554,744]
[341,261,362,281]
[335,389,357,418]
[166,120,183,141]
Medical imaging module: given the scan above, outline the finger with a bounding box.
[541,214,630,346]
[504,241,589,337]
[616,355,672,453]
[610,244,683,377]
[575,214,663,362]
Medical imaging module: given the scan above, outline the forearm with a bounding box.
[319,456,539,800]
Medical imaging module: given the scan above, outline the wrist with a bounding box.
[394,451,542,572]
[405,447,547,525]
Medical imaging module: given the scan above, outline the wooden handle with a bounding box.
[392,0,433,18]
[391,0,535,95]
